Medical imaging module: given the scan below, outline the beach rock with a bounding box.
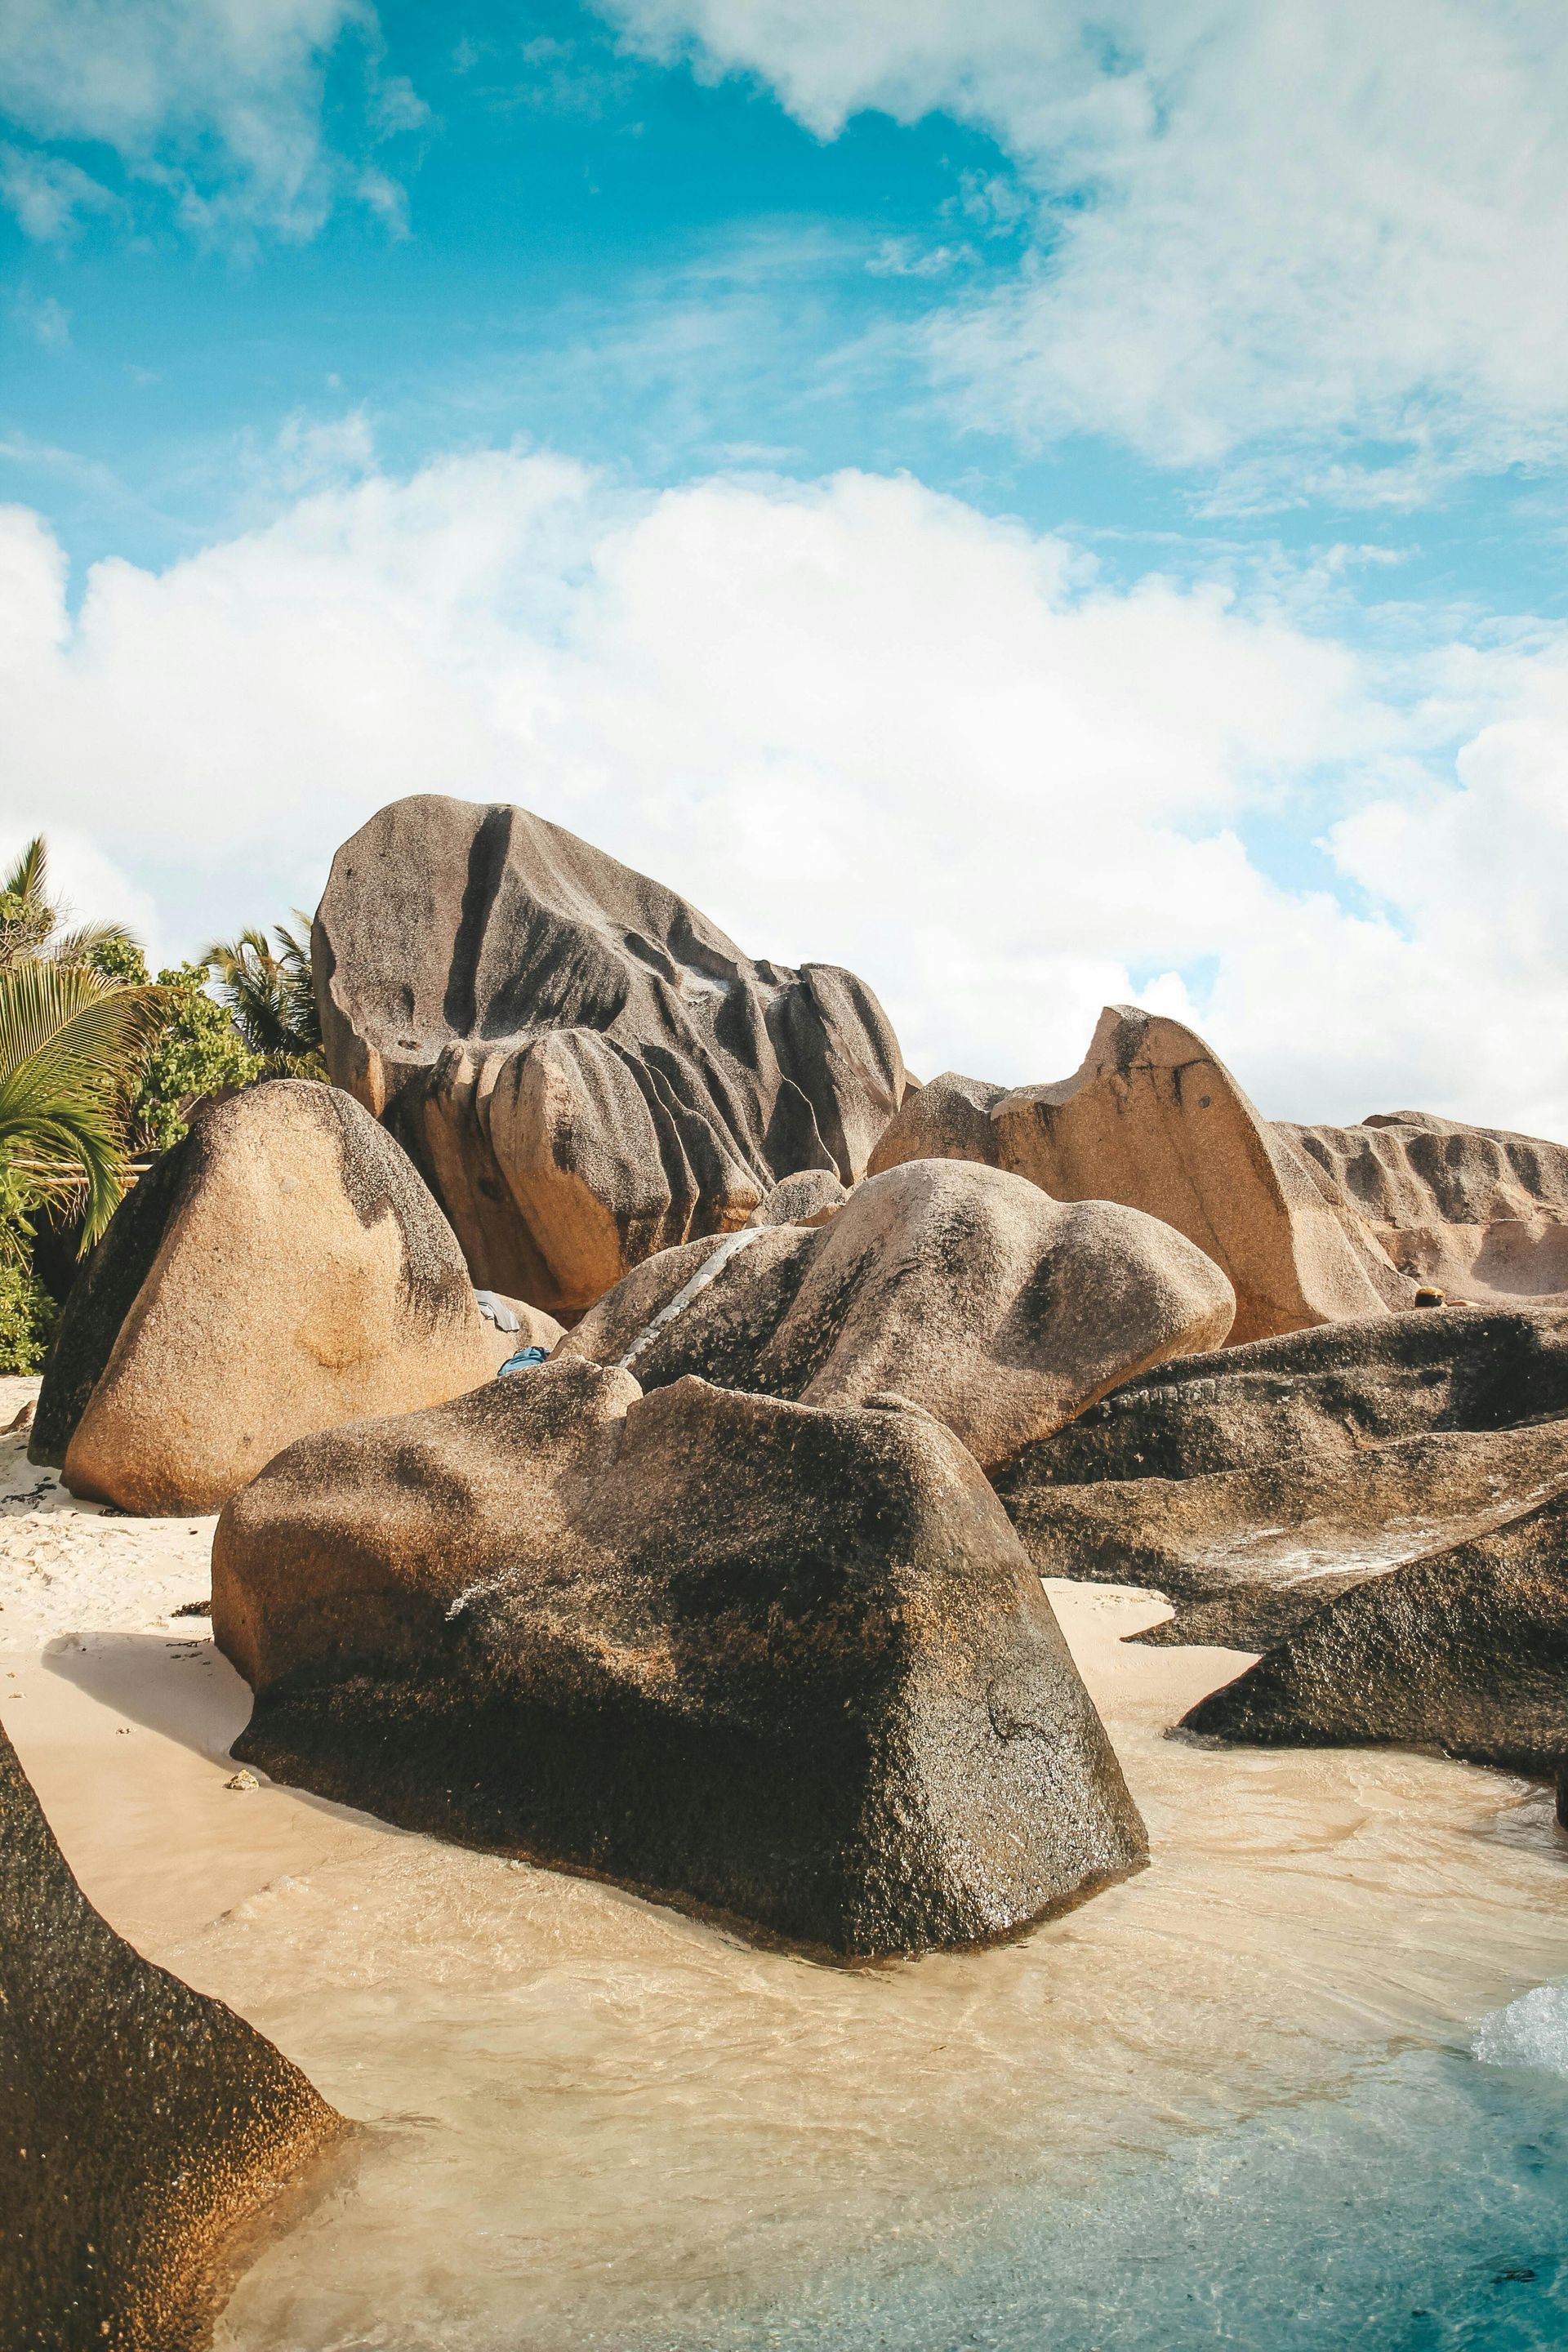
[746,1169,849,1227]
[994,1303,1568,1643]
[870,1005,1416,1344]
[1285,1109,1568,1306]
[29,1136,195,1472]
[555,1157,1236,1470]
[314,794,906,1315]
[40,1081,508,1516]
[213,1359,1148,1960]
[1181,1490,1568,1774]
[1018,1421,1568,1629]
[870,1070,1004,1170]
[0,1718,341,2349]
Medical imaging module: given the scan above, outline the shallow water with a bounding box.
[165,1583,1568,2352]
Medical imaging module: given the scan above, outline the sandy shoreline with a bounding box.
[7,1372,1568,2347]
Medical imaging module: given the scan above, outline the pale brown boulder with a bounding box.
[314,794,906,1315]
[745,1169,849,1227]
[0,1719,341,2348]
[870,1006,1417,1345]
[48,1082,509,1516]
[557,1156,1236,1470]
[1286,1109,1568,1305]
[213,1360,1147,1959]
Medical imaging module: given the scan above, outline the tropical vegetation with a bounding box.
[203,917,325,1080]
[0,841,325,1372]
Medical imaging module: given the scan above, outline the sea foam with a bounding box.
[1475,1982,1568,2075]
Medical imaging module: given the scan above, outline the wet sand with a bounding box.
[5,1375,1567,2349]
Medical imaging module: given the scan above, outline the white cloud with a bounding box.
[0,0,397,240]
[2,452,1566,1132]
[0,145,121,240]
[9,288,71,347]
[602,0,1568,485]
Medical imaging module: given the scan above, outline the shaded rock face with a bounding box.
[213,1361,1148,1960]
[992,1304,1568,1648]
[0,1720,340,2350]
[1181,1490,1568,1774]
[555,1158,1236,1472]
[869,1005,1416,1347]
[37,1081,506,1516]
[314,795,906,1315]
[1285,1110,1568,1306]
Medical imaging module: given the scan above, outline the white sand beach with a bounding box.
[6,1375,1568,2349]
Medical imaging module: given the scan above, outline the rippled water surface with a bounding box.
[167,1585,1568,2351]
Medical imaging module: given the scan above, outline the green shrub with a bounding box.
[0,1258,58,1375]
[127,964,263,1153]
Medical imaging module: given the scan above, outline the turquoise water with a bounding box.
[623,2020,1568,2352]
[193,1591,1568,2352]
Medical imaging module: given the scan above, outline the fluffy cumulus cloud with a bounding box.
[604,0,1568,488]
[5,450,1568,1131]
[0,0,408,239]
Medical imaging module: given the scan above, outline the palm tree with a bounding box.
[202,916,324,1079]
[0,834,140,973]
[0,961,162,1260]
[0,839,159,1262]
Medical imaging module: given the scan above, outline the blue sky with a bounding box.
[7,0,1568,1129]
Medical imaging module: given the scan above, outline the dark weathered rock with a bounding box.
[39,1082,509,1516]
[556,1157,1236,1471]
[992,1305,1568,1642]
[1005,1421,1568,1595]
[0,1721,341,2350]
[213,1361,1147,1959]
[29,1137,193,1468]
[314,794,908,1315]
[1181,1491,1568,1773]
[998,1303,1568,1490]
[1129,1578,1374,1653]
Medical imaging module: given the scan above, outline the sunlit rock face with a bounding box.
[870,1005,1417,1346]
[0,1720,341,2350]
[34,1080,507,1517]
[557,1156,1236,1472]
[1284,1109,1568,1306]
[871,1006,1568,1349]
[314,794,907,1316]
[213,1359,1148,1961]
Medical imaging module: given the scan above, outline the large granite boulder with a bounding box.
[314,795,907,1316]
[993,1303,1568,1647]
[554,1157,1236,1471]
[1285,1109,1568,1305]
[36,1081,510,1516]
[1181,1490,1568,1774]
[212,1360,1148,1960]
[870,1006,1416,1345]
[0,1720,341,2349]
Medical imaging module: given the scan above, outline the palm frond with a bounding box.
[203,921,321,1062]
[46,917,140,968]
[0,960,161,1081]
[1,837,48,911]
[0,1069,127,1246]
